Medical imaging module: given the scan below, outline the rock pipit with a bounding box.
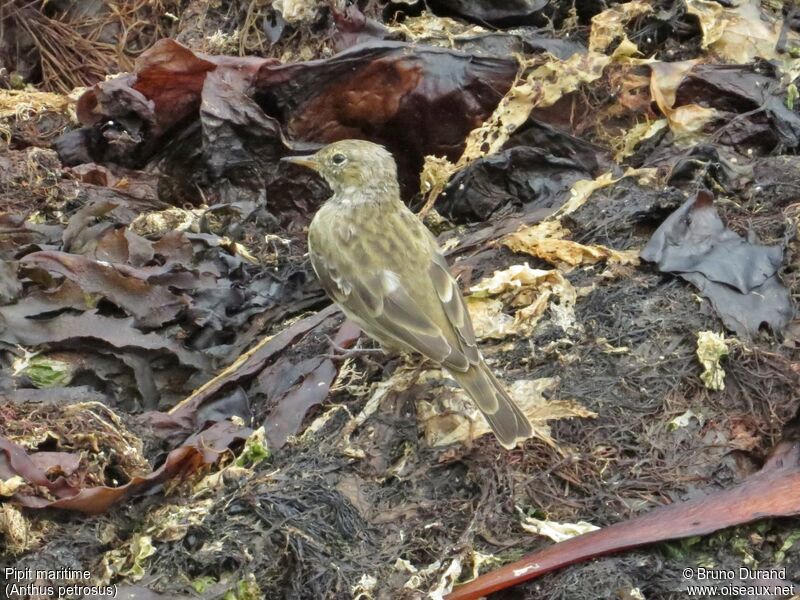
[284,140,532,449]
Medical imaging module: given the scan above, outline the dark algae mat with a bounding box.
[1,0,799,598]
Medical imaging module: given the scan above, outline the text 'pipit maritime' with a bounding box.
[283,140,532,449]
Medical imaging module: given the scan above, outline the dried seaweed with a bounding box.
[1,1,799,599]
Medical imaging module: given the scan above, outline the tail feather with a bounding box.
[450,362,533,449]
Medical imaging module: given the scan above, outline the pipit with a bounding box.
[283,140,532,449]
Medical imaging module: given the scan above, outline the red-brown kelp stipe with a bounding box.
[447,440,800,599]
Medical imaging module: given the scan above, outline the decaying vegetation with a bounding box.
[1,0,799,598]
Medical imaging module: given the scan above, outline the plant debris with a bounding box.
[641,189,793,338]
[696,330,729,390]
[1,0,799,599]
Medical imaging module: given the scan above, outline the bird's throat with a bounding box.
[331,181,400,207]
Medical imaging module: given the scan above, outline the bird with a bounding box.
[282,140,532,449]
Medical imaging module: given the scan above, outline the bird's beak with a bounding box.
[281,155,320,171]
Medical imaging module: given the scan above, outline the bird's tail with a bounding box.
[449,361,533,449]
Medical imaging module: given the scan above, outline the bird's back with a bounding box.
[309,197,464,362]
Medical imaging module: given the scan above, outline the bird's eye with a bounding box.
[331,153,347,166]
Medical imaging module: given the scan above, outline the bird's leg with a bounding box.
[320,334,385,364]
[407,356,432,387]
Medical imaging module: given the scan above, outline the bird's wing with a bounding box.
[308,242,351,305]
[310,230,479,372]
[427,250,481,367]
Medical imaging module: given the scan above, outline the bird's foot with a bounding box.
[321,335,385,365]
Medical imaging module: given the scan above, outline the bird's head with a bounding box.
[282,139,399,200]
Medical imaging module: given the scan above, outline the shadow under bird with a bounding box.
[283,140,532,449]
